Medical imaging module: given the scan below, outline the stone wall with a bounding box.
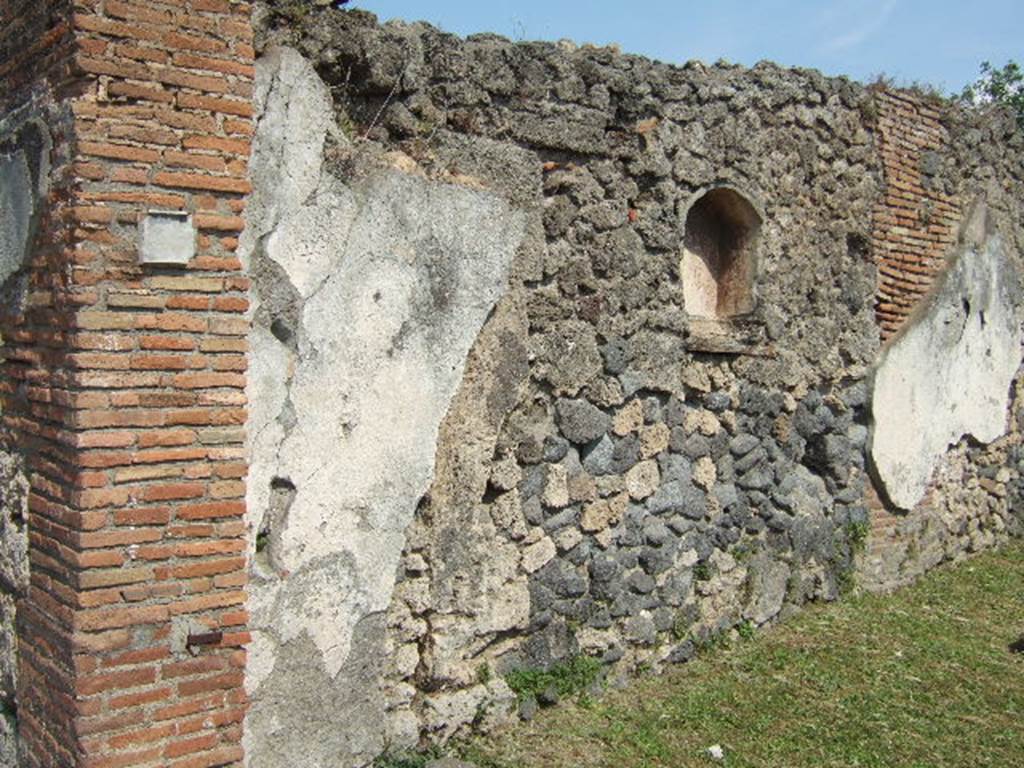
[1,2,256,765]
[242,6,1023,766]
[2,3,1022,766]
[863,89,1024,587]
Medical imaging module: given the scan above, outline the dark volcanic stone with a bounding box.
[556,398,611,444]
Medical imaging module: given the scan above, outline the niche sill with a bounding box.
[686,316,773,357]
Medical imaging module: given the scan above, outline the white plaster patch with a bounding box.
[264,176,359,298]
[242,46,526,765]
[871,207,1024,509]
[245,326,291,541]
[241,45,337,273]
[256,171,524,675]
[272,556,365,678]
[244,630,279,695]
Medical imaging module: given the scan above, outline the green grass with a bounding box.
[374,746,443,768]
[505,655,604,704]
[458,542,1024,768]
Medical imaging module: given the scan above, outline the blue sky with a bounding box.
[357,0,1021,94]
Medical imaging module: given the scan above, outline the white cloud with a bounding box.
[821,0,897,53]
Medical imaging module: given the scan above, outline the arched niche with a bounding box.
[681,186,762,319]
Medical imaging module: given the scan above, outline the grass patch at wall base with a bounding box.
[505,655,604,703]
[461,543,1024,768]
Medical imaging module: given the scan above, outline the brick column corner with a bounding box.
[1,2,255,766]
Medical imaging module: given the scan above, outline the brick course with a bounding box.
[1,1,253,765]
[870,90,961,339]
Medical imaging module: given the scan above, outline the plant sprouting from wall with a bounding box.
[504,655,603,704]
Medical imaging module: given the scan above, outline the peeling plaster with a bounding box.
[871,203,1024,509]
[243,47,526,767]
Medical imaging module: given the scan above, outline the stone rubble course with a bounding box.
[239,5,1024,766]
[0,451,26,764]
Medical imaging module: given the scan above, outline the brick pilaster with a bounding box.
[870,89,962,339]
[1,2,254,766]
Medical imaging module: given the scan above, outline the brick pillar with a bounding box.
[870,89,961,340]
[1,2,254,766]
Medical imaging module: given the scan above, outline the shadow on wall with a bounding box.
[0,117,49,312]
[0,108,50,768]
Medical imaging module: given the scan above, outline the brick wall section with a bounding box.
[862,90,1021,590]
[861,483,934,588]
[2,1,80,764]
[864,91,954,581]
[870,89,961,339]
[2,1,255,766]
[0,1,76,109]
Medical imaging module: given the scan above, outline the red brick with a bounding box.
[107,722,175,749]
[170,557,245,578]
[74,487,131,509]
[77,666,157,696]
[101,645,169,669]
[178,501,245,520]
[76,431,136,449]
[140,334,197,351]
[138,429,197,448]
[80,746,164,768]
[212,297,248,314]
[166,294,211,311]
[223,118,254,136]
[112,507,173,526]
[77,568,152,590]
[69,205,115,224]
[163,31,228,54]
[174,539,246,558]
[146,316,209,335]
[176,671,244,698]
[170,590,246,617]
[105,0,173,24]
[165,733,219,759]
[152,692,225,722]
[134,482,205,502]
[108,685,174,711]
[107,80,176,104]
[182,133,251,155]
[78,604,170,631]
[162,656,226,679]
[134,447,208,464]
[167,744,245,768]
[79,140,160,163]
[130,353,192,371]
[194,213,245,231]
[164,149,228,172]
[109,166,151,184]
[174,372,246,389]
[177,705,245,736]
[78,528,162,549]
[192,0,233,13]
[153,170,252,194]
[113,43,170,64]
[176,90,253,117]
